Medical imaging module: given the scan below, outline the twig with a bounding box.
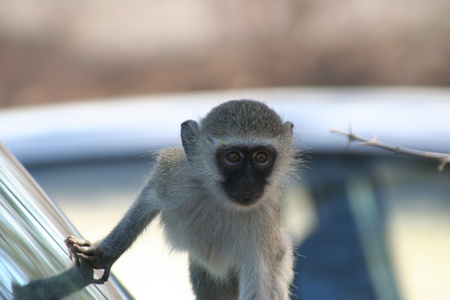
[331,128,450,171]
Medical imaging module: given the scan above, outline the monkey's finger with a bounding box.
[65,237,76,259]
[67,249,77,263]
[75,253,97,269]
[75,253,107,271]
[73,243,96,255]
[65,236,92,247]
[65,244,82,265]
[101,265,112,281]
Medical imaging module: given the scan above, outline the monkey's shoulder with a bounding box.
[153,147,188,178]
[156,147,186,168]
[151,148,192,199]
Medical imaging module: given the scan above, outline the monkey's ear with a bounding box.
[283,121,294,136]
[181,120,200,160]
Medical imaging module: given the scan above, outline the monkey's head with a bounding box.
[181,100,297,207]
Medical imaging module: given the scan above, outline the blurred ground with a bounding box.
[1,0,450,107]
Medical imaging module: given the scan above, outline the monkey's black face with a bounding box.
[216,145,277,206]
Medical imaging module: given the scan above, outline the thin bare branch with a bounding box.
[331,128,450,171]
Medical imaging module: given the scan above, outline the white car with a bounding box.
[1,87,449,299]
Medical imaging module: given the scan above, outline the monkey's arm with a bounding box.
[66,186,160,281]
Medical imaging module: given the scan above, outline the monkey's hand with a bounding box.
[65,236,113,282]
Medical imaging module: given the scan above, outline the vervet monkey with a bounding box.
[66,100,300,300]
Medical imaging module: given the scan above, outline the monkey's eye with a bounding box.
[254,152,269,164]
[226,151,241,163]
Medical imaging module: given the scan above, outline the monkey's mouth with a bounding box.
[228,191,262,206]
[220,180,266,206]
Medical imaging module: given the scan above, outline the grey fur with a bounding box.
[66,100,299,300]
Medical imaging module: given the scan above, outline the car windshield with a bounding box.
[0,144,132,300]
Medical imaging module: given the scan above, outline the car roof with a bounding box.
[1,87,449,164]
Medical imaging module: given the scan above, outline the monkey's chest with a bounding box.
[161,209,252,276]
